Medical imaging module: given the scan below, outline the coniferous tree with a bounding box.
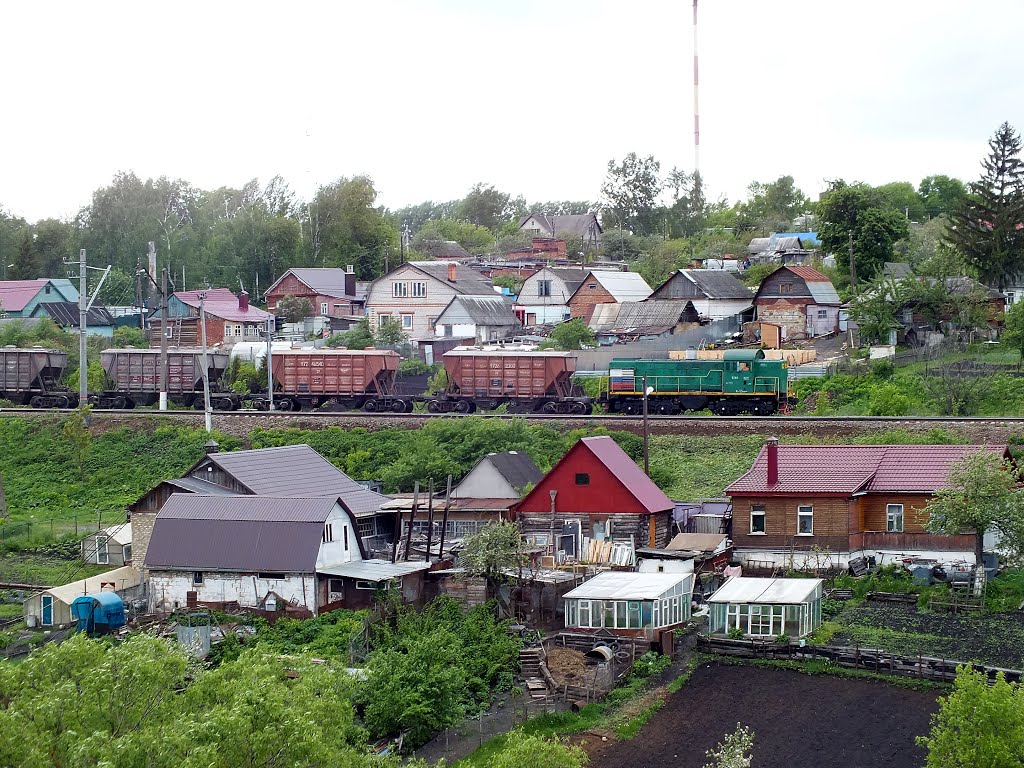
[947,122,1024,290]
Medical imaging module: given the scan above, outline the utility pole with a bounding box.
[848,231,857,292]
[78,250,88,409]
[693,0,700,177]
[159,251,169,411]
[642,375,653,476]
[135,259,144,330]
[266,314,275,411]
[198,292,212,433]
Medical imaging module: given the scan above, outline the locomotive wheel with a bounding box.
[749,400,774,416]
[426,400,441,413]
[655,402,675,415]
[111,396,126,409]
[363,399,378,412]
[621,401,641,416]
[570,401,589,415]
[454,400,471,413]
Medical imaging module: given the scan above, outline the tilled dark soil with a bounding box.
[591,663,939,768]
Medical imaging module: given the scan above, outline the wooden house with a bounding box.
[453,451,543,499]
[726,438,1009,568]
[0,279,79,319]
[518,212,602,251]
[649,270,754,321]
[265,267,362,318]
[148,288,272,346]
[515,436,674,561]
[752,266,840,339]
[433,294,521,343]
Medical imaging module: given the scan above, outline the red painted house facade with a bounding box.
[726,440,1009,568]
[265,268,362,318]
[515,436,674,560]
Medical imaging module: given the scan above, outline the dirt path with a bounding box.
[589,663,940,768]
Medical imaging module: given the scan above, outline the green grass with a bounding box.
[986,568,1024,612]
[0,554,109,586]
[0,604,22,619]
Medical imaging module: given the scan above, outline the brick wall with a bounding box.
[568,284,616,320]
[131,510,157,578]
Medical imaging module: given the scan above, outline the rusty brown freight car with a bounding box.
[266,349,403,412]
[431,349,591,413]
[0,348,73,407]
[96,348,233,409]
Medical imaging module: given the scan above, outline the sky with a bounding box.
[2,0,1023,222]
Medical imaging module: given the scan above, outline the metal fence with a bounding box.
[0,510,125,545]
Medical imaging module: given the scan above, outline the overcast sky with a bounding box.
[3,0,1023,222]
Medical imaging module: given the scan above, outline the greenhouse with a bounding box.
[563,571,693,639]
[708,577,823,638]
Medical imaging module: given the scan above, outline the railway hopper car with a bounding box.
[95,348,234,409]
[606,349,789,416]
[259,349,402,412]
[430,349,592,413]
[0,347,75,407]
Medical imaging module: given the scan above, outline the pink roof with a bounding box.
[785,266,831,282]
[581,436,674,512]
[726,444,1009,496]
[173,288,271,323]
[0,280,50,312]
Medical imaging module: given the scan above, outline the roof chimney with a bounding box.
[204,439,220,454]
[447,263,457,282]
[766,437,779,487]
[238,290,249,311]
[346,264,355,274]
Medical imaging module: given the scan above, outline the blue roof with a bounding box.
[777,231,820,246]
[80,591,125,609]
[71,592,126,628]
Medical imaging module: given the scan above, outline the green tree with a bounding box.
[459,521,527,604]
[492,274,524,295]
[457,183,516,232]
[275,293,315,323]
[664,167,708,238]
[1002,300,1024,368]
[327,317,375,349]
[874,181,925,222]
[924,451,1024,564]
[490,731,589,768]
[736,175,809,234]
[111,325,150,348]
[375,316,407,346]
[919,174,967,218]
[412,218,494,256]
[818,181,909,284]
[917,666,1024,768]
[539,318,596,350]
[948,123,1024,291]
[601,153,662,236]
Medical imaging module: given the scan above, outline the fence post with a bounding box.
[74,515,78,536]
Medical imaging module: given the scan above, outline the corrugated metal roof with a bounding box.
[45,566,141,605]
[99,522,132,545]
[563,571,692,600]
[0,279,78,312]
[317,559,432,580]
[172,288,273,323]
[665,533,727,553]
[785,266,831,283]
[680,270,755,300]
[726,444,1009,495]
[590,300,693,332]
[437,295,520,326]
[202,445,388,516]
[404,263,495,296]
[166,477,238,495]
[36,301,115,327]
[481,452,543,492]
[146,495,341,571]
[583,436,674,513]
[709,577,823,604]
[518,213,602,237]
[582,271,653,302]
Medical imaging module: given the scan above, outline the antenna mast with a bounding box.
[693,0,700,178]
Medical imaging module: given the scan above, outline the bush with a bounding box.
[727,627,745,640]
[868,383,912,416]
[398,359,431,376]
[631,651,671,679]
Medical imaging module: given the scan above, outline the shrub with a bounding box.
[868,383,912,416]
[398,359,431,376]
[631,651,671,679]
[727,627,745,640]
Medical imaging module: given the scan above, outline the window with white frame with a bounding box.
[401,314,414,330]
[392,282,408,298]
[193,571,204,585]
[750,505,766,535]
[412,282,427,297]
[96,535,109,564]
[797,505,813,535]
[816,309,828,319]
[245,325,258,336]
[886,504,904,533]
[321,302,329,315]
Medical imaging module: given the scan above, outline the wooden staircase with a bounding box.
[519,647,549,699]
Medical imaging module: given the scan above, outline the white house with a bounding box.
[517,268,588,325]
[365,261,495,339]
[144,495,365,615]
[648,270,755,321]
[518,213,602,250]
[453,451,543,499]
[434,295,521,343]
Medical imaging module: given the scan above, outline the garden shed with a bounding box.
[563,571,693,640]
[708,577,823,638]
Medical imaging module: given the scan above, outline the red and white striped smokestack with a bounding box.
[693,0,700,177]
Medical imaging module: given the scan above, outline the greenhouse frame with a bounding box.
[563,571,693,639]
[708,577,823,638]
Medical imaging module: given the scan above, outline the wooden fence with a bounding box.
[697,635,1023,685]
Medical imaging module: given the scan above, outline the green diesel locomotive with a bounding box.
[606,349,790,416]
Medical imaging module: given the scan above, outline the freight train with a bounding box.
[0,345,791,415]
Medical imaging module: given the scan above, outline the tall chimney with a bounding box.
[345,265,356,298]
[447,263,457,282]
[766,437,779,487]
[238,290,249,311]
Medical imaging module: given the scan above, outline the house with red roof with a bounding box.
[515,436,674,560]
[149,288,272,346]
[0,279,79,319]
[726,439,1010,567]
[752,266,840,339]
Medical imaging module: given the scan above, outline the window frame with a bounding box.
[391,282,409,298]
[320,302,329,315]
[749,505,766,535]
[192,571,205,585]
[886,503,904,533]
[95,534,109,565]
[779,282,793,294]
[323,523,334,543]
[796,504,813,536]
[411,281,427,298]
[575,472,590,486]
[400,313,414,330]
[328,578,344,594]
[257,572,285,580]
[538,280,552,297]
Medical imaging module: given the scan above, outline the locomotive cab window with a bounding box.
[575,473,590,486]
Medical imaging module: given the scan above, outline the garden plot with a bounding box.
[823,602,1024,670]
[590,663,938,768]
